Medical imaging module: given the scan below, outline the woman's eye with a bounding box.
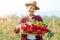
[30,7,32,9]
[30,7,35,9]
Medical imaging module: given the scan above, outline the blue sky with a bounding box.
[0,0,60,17]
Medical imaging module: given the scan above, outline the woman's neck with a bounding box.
[28,12,34,17]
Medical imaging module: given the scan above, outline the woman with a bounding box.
[14,1,43,40]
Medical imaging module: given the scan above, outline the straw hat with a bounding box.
[25,1,40,10]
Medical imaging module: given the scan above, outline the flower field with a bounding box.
[0,15,60,40]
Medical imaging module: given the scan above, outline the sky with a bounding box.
[0,0,60,17]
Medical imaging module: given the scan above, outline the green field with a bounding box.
[0,15,60,40]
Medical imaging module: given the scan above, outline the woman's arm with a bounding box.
[14,17,25,34]
[14,23,23,34]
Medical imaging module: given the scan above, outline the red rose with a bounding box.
[30,24,36,30]
[25,23,30,30]
[37,30,42,34]
[44,29,48,33]
[36,24,42,30]
[20,26,26,30]
[21,24,28,30]
[42,27,48,33]
[29,27,33,33]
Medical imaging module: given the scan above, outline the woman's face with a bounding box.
[27,5,36,14]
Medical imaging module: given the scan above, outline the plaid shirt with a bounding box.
[14,15,43,40]
[18,15,43,25]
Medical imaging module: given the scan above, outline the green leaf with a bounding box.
[35,21,40,24]
[47,29,54,37]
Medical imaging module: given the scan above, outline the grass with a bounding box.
[0,16,60,40]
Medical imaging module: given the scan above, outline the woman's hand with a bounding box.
[14,26,20,34]
[14,23,23,34]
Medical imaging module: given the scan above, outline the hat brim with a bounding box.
[25,3,40,10]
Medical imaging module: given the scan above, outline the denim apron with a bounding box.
[27,34,36,40]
